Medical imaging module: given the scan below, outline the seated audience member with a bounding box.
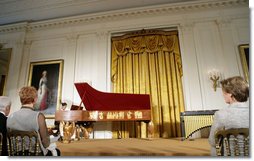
[7,86,61,156]
[208,76,249,156]
[0,96,11,156]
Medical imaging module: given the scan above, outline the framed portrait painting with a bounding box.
[28,59,64,118]
[238,44,249,82]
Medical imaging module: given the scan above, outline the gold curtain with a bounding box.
[111,30,185,138]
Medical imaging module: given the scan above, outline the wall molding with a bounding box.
[0,22,28,33]
[0,0,248,33]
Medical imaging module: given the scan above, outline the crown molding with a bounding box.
[0,22,28,33]
[0,0,248,33]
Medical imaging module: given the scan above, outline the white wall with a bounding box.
[0,0,249,138]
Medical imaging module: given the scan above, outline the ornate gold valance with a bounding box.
[112,30,178,54]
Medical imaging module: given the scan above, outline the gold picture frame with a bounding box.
[238,44,249,82]
[28,59,64,118]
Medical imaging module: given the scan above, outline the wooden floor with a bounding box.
[56,137,210,156]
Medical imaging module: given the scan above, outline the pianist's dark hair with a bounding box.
[220,76,249,102]
[61,102,67,106]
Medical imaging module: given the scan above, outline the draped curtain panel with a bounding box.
[111,30,185,138]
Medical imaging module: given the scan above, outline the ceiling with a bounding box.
[0,0,198,25]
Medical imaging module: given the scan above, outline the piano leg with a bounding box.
[147,121,154,139]
[78,122,94,139]
[117,130,122,139]
[60,121,76,143]
[75,125,82,141]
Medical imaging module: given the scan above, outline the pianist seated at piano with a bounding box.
[208,76,249,156]
[60,100,76,111]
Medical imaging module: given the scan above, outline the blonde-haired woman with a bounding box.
[7,86,60,156]
[208,76,249,156]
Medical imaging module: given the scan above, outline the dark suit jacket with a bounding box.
[0,112,8,156]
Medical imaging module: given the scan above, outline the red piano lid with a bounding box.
[74,82,151,111]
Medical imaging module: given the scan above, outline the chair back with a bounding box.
[7,130,43,156]
[0,132,3,155]
[215,128,249,156]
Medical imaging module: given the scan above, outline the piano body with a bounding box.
[55,82,152,139]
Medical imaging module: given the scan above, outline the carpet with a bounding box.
[56,138,210,156]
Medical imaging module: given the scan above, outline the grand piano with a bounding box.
[55,82,151,126]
